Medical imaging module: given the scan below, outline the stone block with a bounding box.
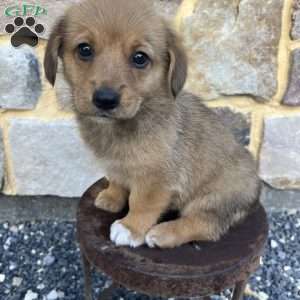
[259,115,300,189]
[181,0,283,102]
[8,118,104,197]
[283,49,300,106]
[291,0,300,40]
[0,45,41,110]
[260,183,300,210]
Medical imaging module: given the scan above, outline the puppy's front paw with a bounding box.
[146,223,181,248]
[95,191,124,213]
[110,220,144,248]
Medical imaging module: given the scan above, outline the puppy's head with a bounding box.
[44,0,187,121]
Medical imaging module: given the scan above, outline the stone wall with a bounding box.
[0,0,299,205]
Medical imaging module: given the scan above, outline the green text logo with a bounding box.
[5,4,47,17]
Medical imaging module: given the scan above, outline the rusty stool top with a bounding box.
[77,178,268,298]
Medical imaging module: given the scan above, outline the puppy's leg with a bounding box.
[110,184,171,247]
[146,195,229,248]
[95,181,128,213]
[146,212,224,248]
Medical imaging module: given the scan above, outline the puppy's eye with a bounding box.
[131,52,150,69]
[78,43,94,61]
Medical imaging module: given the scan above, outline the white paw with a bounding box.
[110,221,144,248]
[145,232,158,248]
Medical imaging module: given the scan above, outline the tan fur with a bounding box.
[95,181,129,213]
[44,0,261,248]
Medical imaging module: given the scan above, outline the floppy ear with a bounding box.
[166,27,188,98]
[44,19,65,86]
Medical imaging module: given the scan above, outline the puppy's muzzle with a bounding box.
[93,87,120,111]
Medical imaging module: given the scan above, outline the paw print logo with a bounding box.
[5,17,45,48]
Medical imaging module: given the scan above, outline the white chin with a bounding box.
[97,116,115,123]
[88,115,115,123]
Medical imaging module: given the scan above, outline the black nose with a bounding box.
[93,88,120,110]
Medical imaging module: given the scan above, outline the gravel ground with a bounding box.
[0,211,299,300]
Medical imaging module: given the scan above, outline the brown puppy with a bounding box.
[44,0,261,248]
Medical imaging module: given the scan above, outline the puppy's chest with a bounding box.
[101,143,150,173]
[101,140,167,179]
[101,155,144,187]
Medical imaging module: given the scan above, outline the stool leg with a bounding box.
[98,283,119,300]
[81,253,93,300]
[232,280,247,300]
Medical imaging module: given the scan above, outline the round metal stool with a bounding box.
[77,178,268,300]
